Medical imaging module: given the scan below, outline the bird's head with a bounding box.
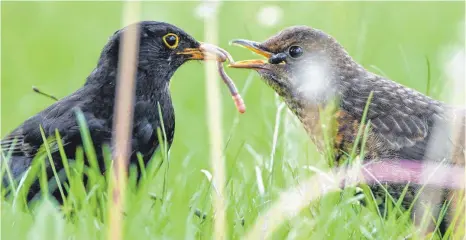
[99,21,225,77]
[229,26,360,104]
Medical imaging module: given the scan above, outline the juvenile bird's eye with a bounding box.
[288,46,303,58]
[163,33,179,49]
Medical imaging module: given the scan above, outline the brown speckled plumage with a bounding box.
[230,25,465,236]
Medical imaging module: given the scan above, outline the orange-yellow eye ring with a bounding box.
[163,33,179,49]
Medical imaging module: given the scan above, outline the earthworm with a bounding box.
[202,43,246,114]
[217,60,246,114]
[200,43,234,63]
[214,46,235,63]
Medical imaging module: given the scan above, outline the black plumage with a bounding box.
[1,21,219,201]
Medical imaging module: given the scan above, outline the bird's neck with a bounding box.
[281,60,367,150]
[134,71,172,101]
[282,94,327,151]
[85,62,173,100]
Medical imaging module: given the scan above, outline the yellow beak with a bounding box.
[228,39,271,69]
[177,42,227,61]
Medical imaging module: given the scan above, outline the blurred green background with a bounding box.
[2,0,464,169]
[1,1,464,239]
[2,1,464,155]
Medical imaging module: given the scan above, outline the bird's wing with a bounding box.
[1,96,112,162]
[341,75,453,159]
[1,128,31,156]
[1,115,48,158]
[131,100,175,161]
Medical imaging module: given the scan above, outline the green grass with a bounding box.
[1,1,465,239]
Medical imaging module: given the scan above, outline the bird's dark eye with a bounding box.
[163,33,179,49]
[288,46,303,58]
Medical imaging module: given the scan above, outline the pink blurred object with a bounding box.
[359,159,465,189]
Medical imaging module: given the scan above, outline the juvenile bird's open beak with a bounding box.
[228,39,272,69]
[177,42,230,62]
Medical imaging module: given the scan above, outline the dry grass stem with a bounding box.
[108,2,140,240]
[202,1,227,238]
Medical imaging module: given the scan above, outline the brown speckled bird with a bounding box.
[229,26,465,235]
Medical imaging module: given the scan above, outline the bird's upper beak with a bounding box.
[228,39,272,69]
[177,42,229,62]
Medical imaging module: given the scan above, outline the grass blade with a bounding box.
[39,126,67,204]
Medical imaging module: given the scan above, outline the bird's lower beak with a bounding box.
[177,42,230,62]
[228,39,272,69]
[228,59,268,69]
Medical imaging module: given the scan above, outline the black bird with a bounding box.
[1,21,225,201]
[229,26,465,236]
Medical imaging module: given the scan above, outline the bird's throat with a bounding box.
[283,97,332,151]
